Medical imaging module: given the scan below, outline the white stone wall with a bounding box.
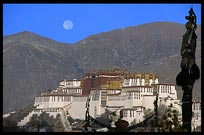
[89,100,102,118]
[136,78,140,86]
[47,96,72,108]
[107,96,125,107]
[155,78,159,84]
[141,79,145,86]
[149,79,153,86]
[34,95,86,119]
[68,96,104,119]
[69,100,87,119]
[124,99,134,108]
[142,96,155,110]
[33,80,182,126]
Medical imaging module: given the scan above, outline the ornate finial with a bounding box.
[185,7,197,31]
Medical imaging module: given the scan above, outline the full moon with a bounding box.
[63,20,73,30]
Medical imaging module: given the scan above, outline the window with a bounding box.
[124,79,130,86]
[123,110,127,117]
[128,92,133,99]
[140,79,142,86]
[94,106,97,117]
[134,92,137,99]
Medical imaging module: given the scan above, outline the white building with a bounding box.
[15,69,200,131]
[192,101,201,131]
[33,77,179,125]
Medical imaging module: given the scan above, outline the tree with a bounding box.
[26,112,55,132]
[159,109,183,132]
[53,114,64,132]
[143,104,183,132]
[26,114,40,131]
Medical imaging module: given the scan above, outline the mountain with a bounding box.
[3,22,201,113]
[3,31,83,113]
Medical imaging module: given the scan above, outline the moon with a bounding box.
[63,20,73,30]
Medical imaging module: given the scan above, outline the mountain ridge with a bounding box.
[3,22,201,113]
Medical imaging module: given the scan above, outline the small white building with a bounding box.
[59,79,81,88]
[192,101,201,131]
[122,106,145,125]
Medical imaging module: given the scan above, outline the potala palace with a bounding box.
[13,68,200,131]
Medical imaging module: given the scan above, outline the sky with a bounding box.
[3,4,201,44]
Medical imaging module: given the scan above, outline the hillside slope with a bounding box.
[3,22,201,113]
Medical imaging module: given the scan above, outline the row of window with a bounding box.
[123,110,141,118]
[124,79,143,86]
[35,97,42,102]
[35,96,73,102]
[193,104,201,110]
[62,88,82,94]
[92,94,100,100]
[108,96,121,101]
[124,79,156,86]
[160,89,171,94]
[123,87,153,93]
[35,97,50,102]
[129,92,142,99]
[91,91,100,100]
[160,85,172,91]
[143,88,153,93]
[107,92,142,101]
[51,96,72,102]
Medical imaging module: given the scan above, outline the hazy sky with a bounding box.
[3,4,201,44]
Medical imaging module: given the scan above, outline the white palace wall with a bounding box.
[142,96,155,110]
[69,97,87,119]
[33,81,184,126]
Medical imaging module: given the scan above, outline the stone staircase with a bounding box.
[60,108,72,130]
[17,111,34,126]
[3,111,16,118]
